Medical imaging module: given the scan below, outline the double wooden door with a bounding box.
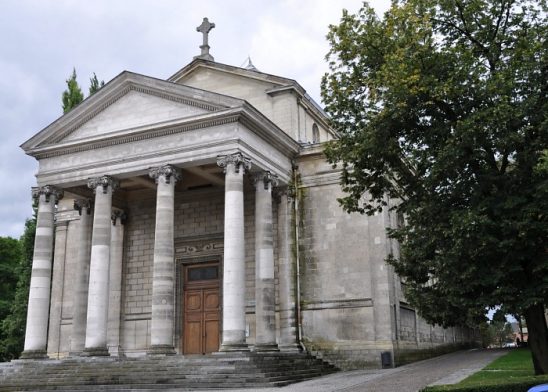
[182,263,220,355]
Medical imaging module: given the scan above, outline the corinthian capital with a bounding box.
[149,164,181,185]
[216,152,252,174]
[87,175,119,194]
[253,171,279,190]
[31,185,64,203]
[74,199,92,216]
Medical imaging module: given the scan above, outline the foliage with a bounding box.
[421,349,548,391]
[0,237,22,361]
[0,217,35,361]
[322,0,547,373]
[62,68,84,113]
[89,72,105,96]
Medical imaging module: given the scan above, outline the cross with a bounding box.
[195,17,215,61]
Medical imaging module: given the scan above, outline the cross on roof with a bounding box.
[195,17,215,61]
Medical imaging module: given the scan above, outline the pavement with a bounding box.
[200,348,506,392]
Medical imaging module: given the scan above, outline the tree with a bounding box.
[62,68,84,113]
[89,72,105,96]
[0,237,22,361]
[322,0,547,373]
[0,218,35,360]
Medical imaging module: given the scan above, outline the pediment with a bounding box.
[22,71,245,151]
[63,89,209,142]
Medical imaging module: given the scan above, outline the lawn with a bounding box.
[423,349,548,391]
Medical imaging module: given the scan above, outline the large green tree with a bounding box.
[322,0,547,373]
[0,237,22,361]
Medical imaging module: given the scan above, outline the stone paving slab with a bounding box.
[193,349,506,392]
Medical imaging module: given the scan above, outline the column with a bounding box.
[70,199,93,355]
[276,187,300,351]
[148,165,180,355]
[253,171,278,351]
[107,209,126,356]
[217,152,251,351]
[47,220,68,357]
[83,175,118,356]
[21,185,63,359]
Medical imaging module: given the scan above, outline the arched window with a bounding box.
[312,123,320,143]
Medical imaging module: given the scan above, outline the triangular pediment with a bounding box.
[22,71,245,151]
[63,89,210,142]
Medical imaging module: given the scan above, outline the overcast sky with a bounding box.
[0,0,390,238]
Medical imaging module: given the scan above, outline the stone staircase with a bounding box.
[0,352,337,391]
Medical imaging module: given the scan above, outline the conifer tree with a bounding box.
[62,68,84,113]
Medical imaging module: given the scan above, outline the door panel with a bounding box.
[182,264,220,355]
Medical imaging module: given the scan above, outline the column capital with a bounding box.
[217,152,252,174]
[111,210,127,226]
[74,199,92,215]
[148,164,181,185]
[253,171,279,190]
[273,185,295,203]
[87,176,119,194]
[32,185,64,203]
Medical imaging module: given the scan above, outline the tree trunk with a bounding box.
[524,303,548,375]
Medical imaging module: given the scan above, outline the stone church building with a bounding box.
[20,20,476,369]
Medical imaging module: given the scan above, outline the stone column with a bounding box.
[83,175,119,356]
[21,185,63,359]
[108,210,126,356]
[217,152,251,351]
[276,187,300,351]
[253,171,279,351]
[148,165,180,355]
[47,220,69,357]
[70,199,93,355]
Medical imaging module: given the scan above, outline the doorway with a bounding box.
[182,263,220,354]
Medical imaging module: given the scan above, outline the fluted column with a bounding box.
[276,187,300,351]
[83,175,119,356]
[108,210,126,356]
[148,165,180,355]
[70,199,93,355]
[21,185,63,359]
[253,171,279,351]
[217,153,251,351]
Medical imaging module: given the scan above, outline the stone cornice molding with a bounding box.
[252,171,279,190]
[217,152,252,174]
[73,199,92,215]
[31,185,64,203]
[87,175,120,194]
[148,164,182,185]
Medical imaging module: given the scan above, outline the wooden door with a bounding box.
[182,263,220,355]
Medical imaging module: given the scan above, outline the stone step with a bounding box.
[0,352,337,391]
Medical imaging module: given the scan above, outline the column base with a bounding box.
[20,349,48,360]
[81,347,110,357]
[219,343,249,352]
[147,345,176,356]
[254,344,279,352]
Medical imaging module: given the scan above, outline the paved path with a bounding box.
[201,349,506,392]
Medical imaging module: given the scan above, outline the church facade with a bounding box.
[20,22,477,368]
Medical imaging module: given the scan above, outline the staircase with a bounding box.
[0,352,337,391]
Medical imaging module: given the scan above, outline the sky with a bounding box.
[0,0,391,238]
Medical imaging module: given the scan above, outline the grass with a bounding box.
[459,348,535,386]
[423,348,548,391]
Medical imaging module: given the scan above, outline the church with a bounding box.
[19,18,476,370]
